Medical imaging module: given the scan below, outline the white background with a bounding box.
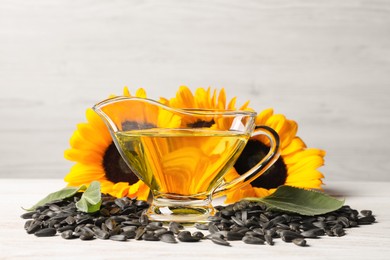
[1,0,389,182]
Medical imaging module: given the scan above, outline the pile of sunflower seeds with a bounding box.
[21,194,375,247]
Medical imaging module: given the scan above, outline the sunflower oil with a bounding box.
[114,128,249,196]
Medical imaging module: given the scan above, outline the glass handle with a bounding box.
[213,126,281,197]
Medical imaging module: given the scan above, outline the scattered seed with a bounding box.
[21,193,375,248]
[79,232,94,240]
[160,233,177,243]
[292,238,307,247]
[135,226,146,240]
[242,235,265,245]
[300,228,324,238]
[26,220,42,234]
[21,211,35,219]
[168,222,182,234]
[208,223,220,234]
[226,231,245,241]
[358,215,376,225]
[280,230,304,242]
[360,210,372,217]
[142,233,159,241]
[34,228,56,237]
[61,230,75,239]
[195,223,209,230]
[93,229,110,240]
[177,231,200,242]
[211,236,230,246]
[110,235,127,241]
[264,234,274,245]
[192,231,205,240]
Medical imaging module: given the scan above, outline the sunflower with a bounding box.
[165,86,325,203]
[64,88,150,200]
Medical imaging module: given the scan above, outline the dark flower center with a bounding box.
[234,140,287,189]
[103,143,140,184]
[103,120,157,184]
[187,119,215,128]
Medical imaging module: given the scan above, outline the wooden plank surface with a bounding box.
[0,0,390,182]
[0,179,389,260]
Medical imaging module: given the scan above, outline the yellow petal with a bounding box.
[76,123,111,148]
[64,164,106,184]
[128,180,150,200]
[284,179,323,190]
[239,100,250,110]
[286,169,325,182]
[64,148,103,164]
[217,88,227,109]
[283,148,325,165]
[227,97,237,110]
[281,137,307,156]
[135,88,147,98]
[255,108,274,125]
[173,86,194,108]
[123,86,131,96]
[224,184,256,203]
[287,155,325,174]
[253,187,271,197]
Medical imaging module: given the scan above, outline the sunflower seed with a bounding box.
[312,221,327,229]
[192,231,205,240]
[21,211,35,219]
[105,218,117,230]
[160,233,177,243]
[27,220,42,234]
[110,235,127,241]
[337,216,350,228]
[208,223,220,234]
[226,231,245,241]
[211,236,230,246]
[194,223,209,230]
[57,225,76,232]
[242,236,265,245]
[357,215,376,225]
[135,226,146,240]
[177,231,200,242]
[94,229,110,239]
[142,232,159,241]
[360,210,372,217]
[150,227,166,235]
[79,232,94,240]
[61,230,75,239]
[24,220,33,230]
[114,198,127,209]
[168,222,183,234]
[231,216,245,227]
[280,230,304,242]
[139,214,149,225]
[252,228,265,236]
[300,228,325,238]
[292,238,307,247]
[34,228,57,237]
[264,234,274,245]
[122,230,136,239]
[64,216,75,225]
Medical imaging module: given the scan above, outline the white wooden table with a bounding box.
[1,179,389,260]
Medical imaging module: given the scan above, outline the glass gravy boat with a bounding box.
[93,96,280,222]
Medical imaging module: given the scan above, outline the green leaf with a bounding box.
[245,185,344,216]
[23,185,86,211]
[75,181,102,213]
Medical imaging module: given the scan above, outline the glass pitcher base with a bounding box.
[146,197,215,223]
